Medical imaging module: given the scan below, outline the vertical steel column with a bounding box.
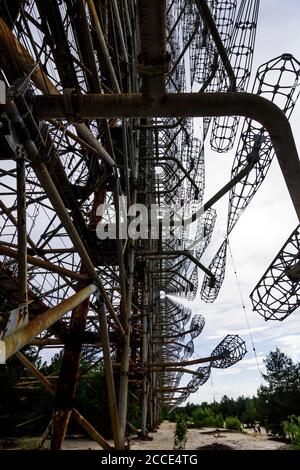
[86,0,121,93]
[118,142,139,448]
[96,298,122,449]
[137,0,167,100]
[111,0,129,64]
[17,159,27,305]
[141,270,149,436]
[51,279,90,450]
[118,243,135,447]
[16,352,112,450]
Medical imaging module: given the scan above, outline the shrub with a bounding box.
[174,418,187,449]
[215,413,224,428]
[225,416,242,432]
[192,407,223,428]
[283,415,300,449]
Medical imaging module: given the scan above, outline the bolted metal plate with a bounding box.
[0,305,29,340]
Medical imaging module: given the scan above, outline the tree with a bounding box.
[174,417,187,449]
[242,399,257,427]
[219,395,237,417]
[257,349,300,436]
[262,348,295,391]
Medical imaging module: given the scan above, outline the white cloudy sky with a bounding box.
[177,0,300,404]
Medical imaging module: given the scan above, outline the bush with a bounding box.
[225,416,242,432]
[283,416,300,449]
[192,407,223,428]
[214,413,224,428]
[174,418,187,449]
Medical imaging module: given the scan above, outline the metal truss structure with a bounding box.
[201,53,300,304]
[0,0,299,451]
[250,224,300,321]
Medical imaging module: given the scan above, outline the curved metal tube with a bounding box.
[34,91,300,220]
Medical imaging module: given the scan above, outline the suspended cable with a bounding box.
[227,239,263,386]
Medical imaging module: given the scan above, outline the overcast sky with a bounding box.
[179,0,300,404]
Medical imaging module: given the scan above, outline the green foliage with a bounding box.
[257,348,300,437]
[192,406,223,428]
[174,417,187,449]
[225,416,242,432]
[170,349,300,440]
[0,349,141,440]
[241,399,258,426]
[214,413,224,428]
[1,347,300,442]
[283,415,300,449]
[0,350,52,438]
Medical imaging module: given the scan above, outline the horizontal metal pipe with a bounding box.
[154,367,205,376]
[150,353,223,368]
[140,250,215,280]
[0,244,86,280]
[33,91,300,220]
[2,284,97,361]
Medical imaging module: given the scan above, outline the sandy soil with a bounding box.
[59,421,287,450]
[129,421,287,451]
[1,421,286,450]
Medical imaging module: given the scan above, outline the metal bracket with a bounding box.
[0,340,5,364]
[0,80,5,104]
[0,304,29,341]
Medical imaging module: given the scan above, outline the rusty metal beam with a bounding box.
[0,244,86,280]
[141,250,215,281]
[1,283,97,361]
[86,0,121,93]
[51,278,90,450]
[96,298,121,449]
[150,353,225,368]
[16,352,112,450]
[0,17,114,166]
[0,200,38,252]
[33,91,300,220]
[5,99,124,337]
[16,159,28,305]
[194,0,236,90]
[137,0,167,100]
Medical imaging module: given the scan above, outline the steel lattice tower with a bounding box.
[0,0,299,450]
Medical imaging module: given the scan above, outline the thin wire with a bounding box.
[227,239,264,386]
[210,368,216,403]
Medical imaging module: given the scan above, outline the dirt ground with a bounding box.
[129,421,287,451]
[1,421,287,450]
[59,421,287,451]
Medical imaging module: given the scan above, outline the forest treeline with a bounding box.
[0,348,300,440]
[167,348,300,438]
[0,349,141,439]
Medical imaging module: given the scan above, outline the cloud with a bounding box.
[205,325,269,341]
